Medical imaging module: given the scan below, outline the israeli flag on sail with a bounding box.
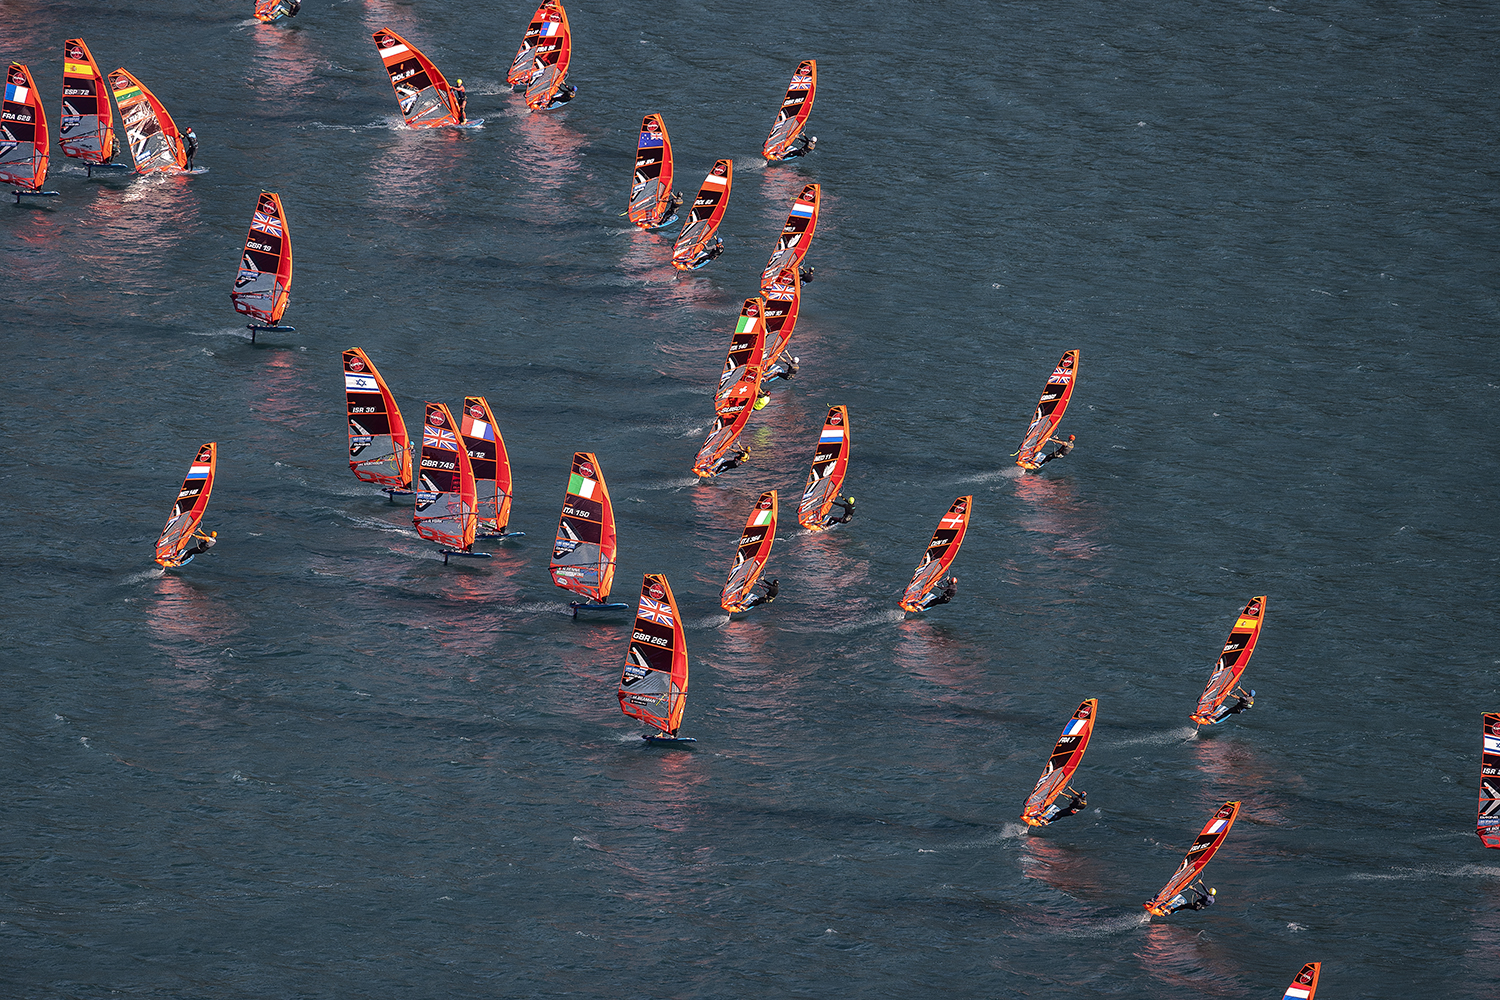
[345,374,379,392]
[1485,735,1500,753]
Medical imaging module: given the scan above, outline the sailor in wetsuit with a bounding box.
[799,264,815,283]
[701,238,725,263]
[454,79,467,123]
[178,530,217,561]
[744,578,778,610]
[550,82,577,106]
[1032,434,1075,469]
[660,190,684,225]
[1165,881,1216,913]
[764,356,800,384]
[1210,687,1255,724]
[183,127,198,170]
[921,576,958,609]
[783,134,817,157]
[713,445,750,475]
[824,495,855,527]
[1039,788,1087,824]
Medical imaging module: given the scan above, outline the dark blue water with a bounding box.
[3,2,1498,996]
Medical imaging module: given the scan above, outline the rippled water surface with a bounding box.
[3,2,1498,997]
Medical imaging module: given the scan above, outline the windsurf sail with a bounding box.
[461,396,513,535]
[508,1,559,86]
[618,573,689,735]
[761,183,820,284]
[1190,596,1266,725]
[413,402,477,552]
[551,452,617,602]
[230,191,293,326]
[671,158,733,269]
[628,113,674,229]
[759,264,802,368]
[372,27,461,129]
[60,41,114,164]
[714,297,768,416]
[691,401,755,480]
[1,63,49,190]
[898,496,973,612]
[1480,713,1500,848]
[1144,800,1241,916]
[154,442,217,567]
[798,406,850,530]
[344,348,412,490]
[1016,350,1079,469]
[762,59,816,161]
[109,68,186,174]
[721,491,778,613]
[523,3,572,111]
[1021,699,1098,827]
[1281,963,1321,1000]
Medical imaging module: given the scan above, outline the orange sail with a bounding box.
[230,192,293,327]
[60,41,114,164]
[671,159,732,269]
[508,1,560,87]
[628,113,675,229]
[1144,801,1240,916]
[714,298,767,416]
[1021,700,1097,827]
[721,491,778,613]
[618,573,690,736]
[413,402,477,552]
[1281,963,1321,1000]
[372,27,460,128]
[899,496,973,612]
[109,68,186,173]
[798,406,850,530]
[1016,350,1079,469]
[762,60,816,161]
[761,183,820,284]
[692,403,755,481]
[1,63,49,190]
[460,396,514,536]
[344,348,412,491]
[1190,597,1266,725]
[759,265,801,369]
[154,442,217,567]
[551,452,617,603]
[1480,714,1500,848]
[524,3,572,111]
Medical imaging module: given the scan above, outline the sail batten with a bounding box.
[722,491,778,613]
[231,192,293,326]
[672,159,733,269]
[60,41,114,164]
[372,27,460,128]
[2,63,50,190]
[154,442,217,567]
[109,68,186,173]
[762,60,816,161]
[899,496,972,612]
[413,402,477,551]
[628,114,674,229]
[461,397,513,535]
[551,452,617,602]
[761,183,820,284]
[798,406,850,530]
[1190,597,1266,725]
[619,574,689,735]
[344,348,412,491]
[1017,350,1079,469]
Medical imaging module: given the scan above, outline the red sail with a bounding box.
[1190,597,1266,725]
[761,183,820,284]
[461,396,514,535]
[231,192,293,325]
[372,27,460,129]
[714,298,767,416]
[721,491,778,613]
[1144,801,1241,916]
[671,159,733,269]
[798,406,850,530]
[1480,713,1500,848]
[154,442,217,567]
[109,68,186,173]
[1021,700,1097,826]
[344,348,411,490]
[759,264,801,368]
[618,574,689,735]
[899,496,973,612]
[508,2,561,86]
[1016,350,1079,468]
[60,40,114,164]
[1281,962,1321,1000]
[628,113,674,228]
[1,63,49,190]
[762,60,816,161]
[551,452,617,602]
[524,4,572,111]
[413,402,477,552]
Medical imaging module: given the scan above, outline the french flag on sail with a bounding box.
[5,83,29,104]
[185,464,211,480]
[465,419,495,442]
[790,200,815,219]
[540,21,561,36]
[1063,719,1087,736]
[819,427,844,444]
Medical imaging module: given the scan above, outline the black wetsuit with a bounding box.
[747,579,779,609]
[183,131,197,169]
[1036,440,1074,466]
[925,579,958,607]
[454,84,467,122]
[824,498,854,526]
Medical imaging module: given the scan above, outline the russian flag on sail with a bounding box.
[1063,719,1087,736]
[185,464,211,479]
[819,427,844,444]
[790,200,815,218]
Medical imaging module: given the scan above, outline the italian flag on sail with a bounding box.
[750,509,773,527]
[568,473,596,499]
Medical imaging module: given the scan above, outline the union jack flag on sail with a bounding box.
[250,209,284,237]
[424,426,458,451]
[637,597,674,626]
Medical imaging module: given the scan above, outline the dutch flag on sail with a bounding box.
[819,427,844,444]
[185,464,211,479]
[790,200,815,218]
[1282,987,1312,1000]
[1063,719,1087,736]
